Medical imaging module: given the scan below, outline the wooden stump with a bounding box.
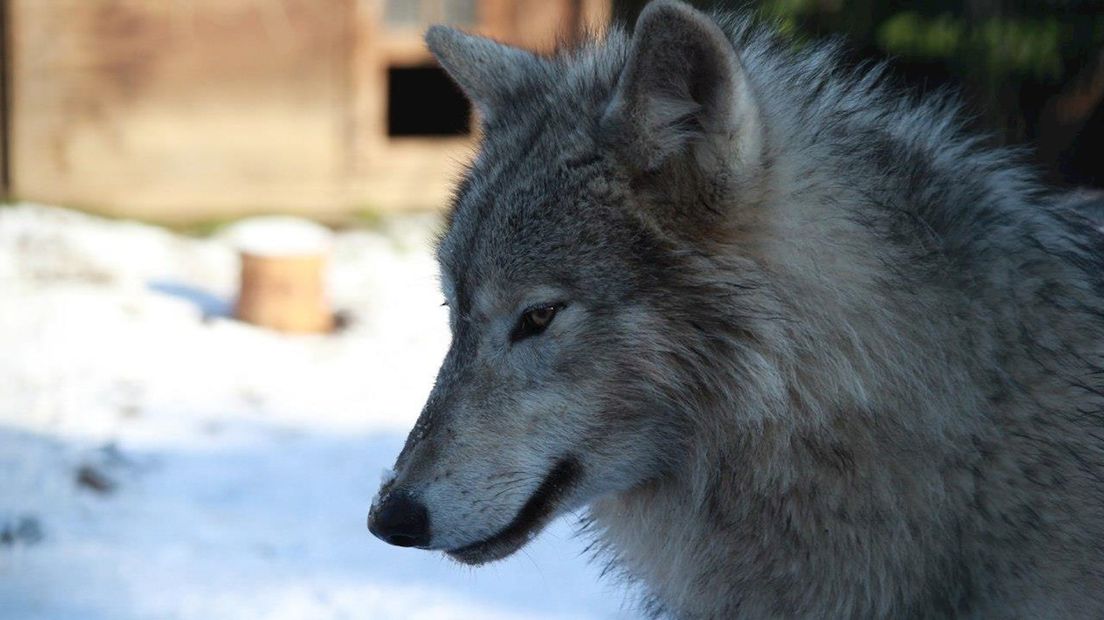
[235,252,333,333]
[227,217,334,334]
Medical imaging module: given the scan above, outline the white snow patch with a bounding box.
[379,467,397,487]
[0,204,636,620]
[221,216,333,256]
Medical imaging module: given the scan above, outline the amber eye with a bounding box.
[511,303,564,342]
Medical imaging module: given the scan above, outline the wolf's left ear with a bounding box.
[426,26,540,121]
[602,1,762,173]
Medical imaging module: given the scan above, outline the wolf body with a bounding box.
[368,2,1104,617]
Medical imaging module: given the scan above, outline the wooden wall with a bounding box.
[3,0,608,222]
[0,0,10,198]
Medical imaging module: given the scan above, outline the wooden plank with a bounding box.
[3,0,611,221]
[8,0,348,221]
[0,0,9,199]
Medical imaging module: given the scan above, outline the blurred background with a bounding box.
[0,1,1101,619]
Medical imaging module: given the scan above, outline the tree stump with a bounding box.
[226,217,334,334]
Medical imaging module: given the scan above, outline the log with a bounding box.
[226,217,334,334]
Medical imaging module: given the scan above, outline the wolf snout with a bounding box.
[367,490,430,548]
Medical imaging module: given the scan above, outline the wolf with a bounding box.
[367,1,1104,616]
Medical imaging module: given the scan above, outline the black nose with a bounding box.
[368,490,430,548]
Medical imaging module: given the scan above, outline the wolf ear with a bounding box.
[426,26,540,121]
[602,0,762,173]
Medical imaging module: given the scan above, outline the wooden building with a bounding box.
[1,0,609,222]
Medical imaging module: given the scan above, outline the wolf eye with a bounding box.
[511,303,563,342]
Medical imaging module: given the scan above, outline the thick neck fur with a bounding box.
[589,197,1104,618]
[581,18,1104,619]
[588,211,988,617]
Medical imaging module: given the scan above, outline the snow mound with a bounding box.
[221,216,333,257]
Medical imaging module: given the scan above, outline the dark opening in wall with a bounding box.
[388,65,471,137]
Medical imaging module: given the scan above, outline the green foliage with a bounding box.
[171,217,239,238]
[877,12,1064,80]
[977,17,1063,79]
[878,13,964,61]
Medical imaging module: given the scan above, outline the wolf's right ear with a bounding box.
[426,26,540,122]
[602,1,762,174]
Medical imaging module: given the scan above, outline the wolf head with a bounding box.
[368,0,777,564]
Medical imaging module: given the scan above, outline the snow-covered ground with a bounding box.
[0,205,637,619]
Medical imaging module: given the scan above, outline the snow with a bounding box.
[221,216,333,257]
[0,204,637,620]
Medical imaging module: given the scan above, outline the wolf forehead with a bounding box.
[435,163,652,314]
[434,129,651,312]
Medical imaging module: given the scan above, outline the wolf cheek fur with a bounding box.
[367,0,1104,617]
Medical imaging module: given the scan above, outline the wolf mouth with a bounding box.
[446,457,581,565]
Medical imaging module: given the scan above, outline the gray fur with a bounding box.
[369,1,1104,617]
[425,25,541,120]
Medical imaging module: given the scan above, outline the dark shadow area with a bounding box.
[388,65,471,137]
[146,280,232,319]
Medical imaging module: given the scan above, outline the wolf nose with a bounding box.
[368,490,431,548]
